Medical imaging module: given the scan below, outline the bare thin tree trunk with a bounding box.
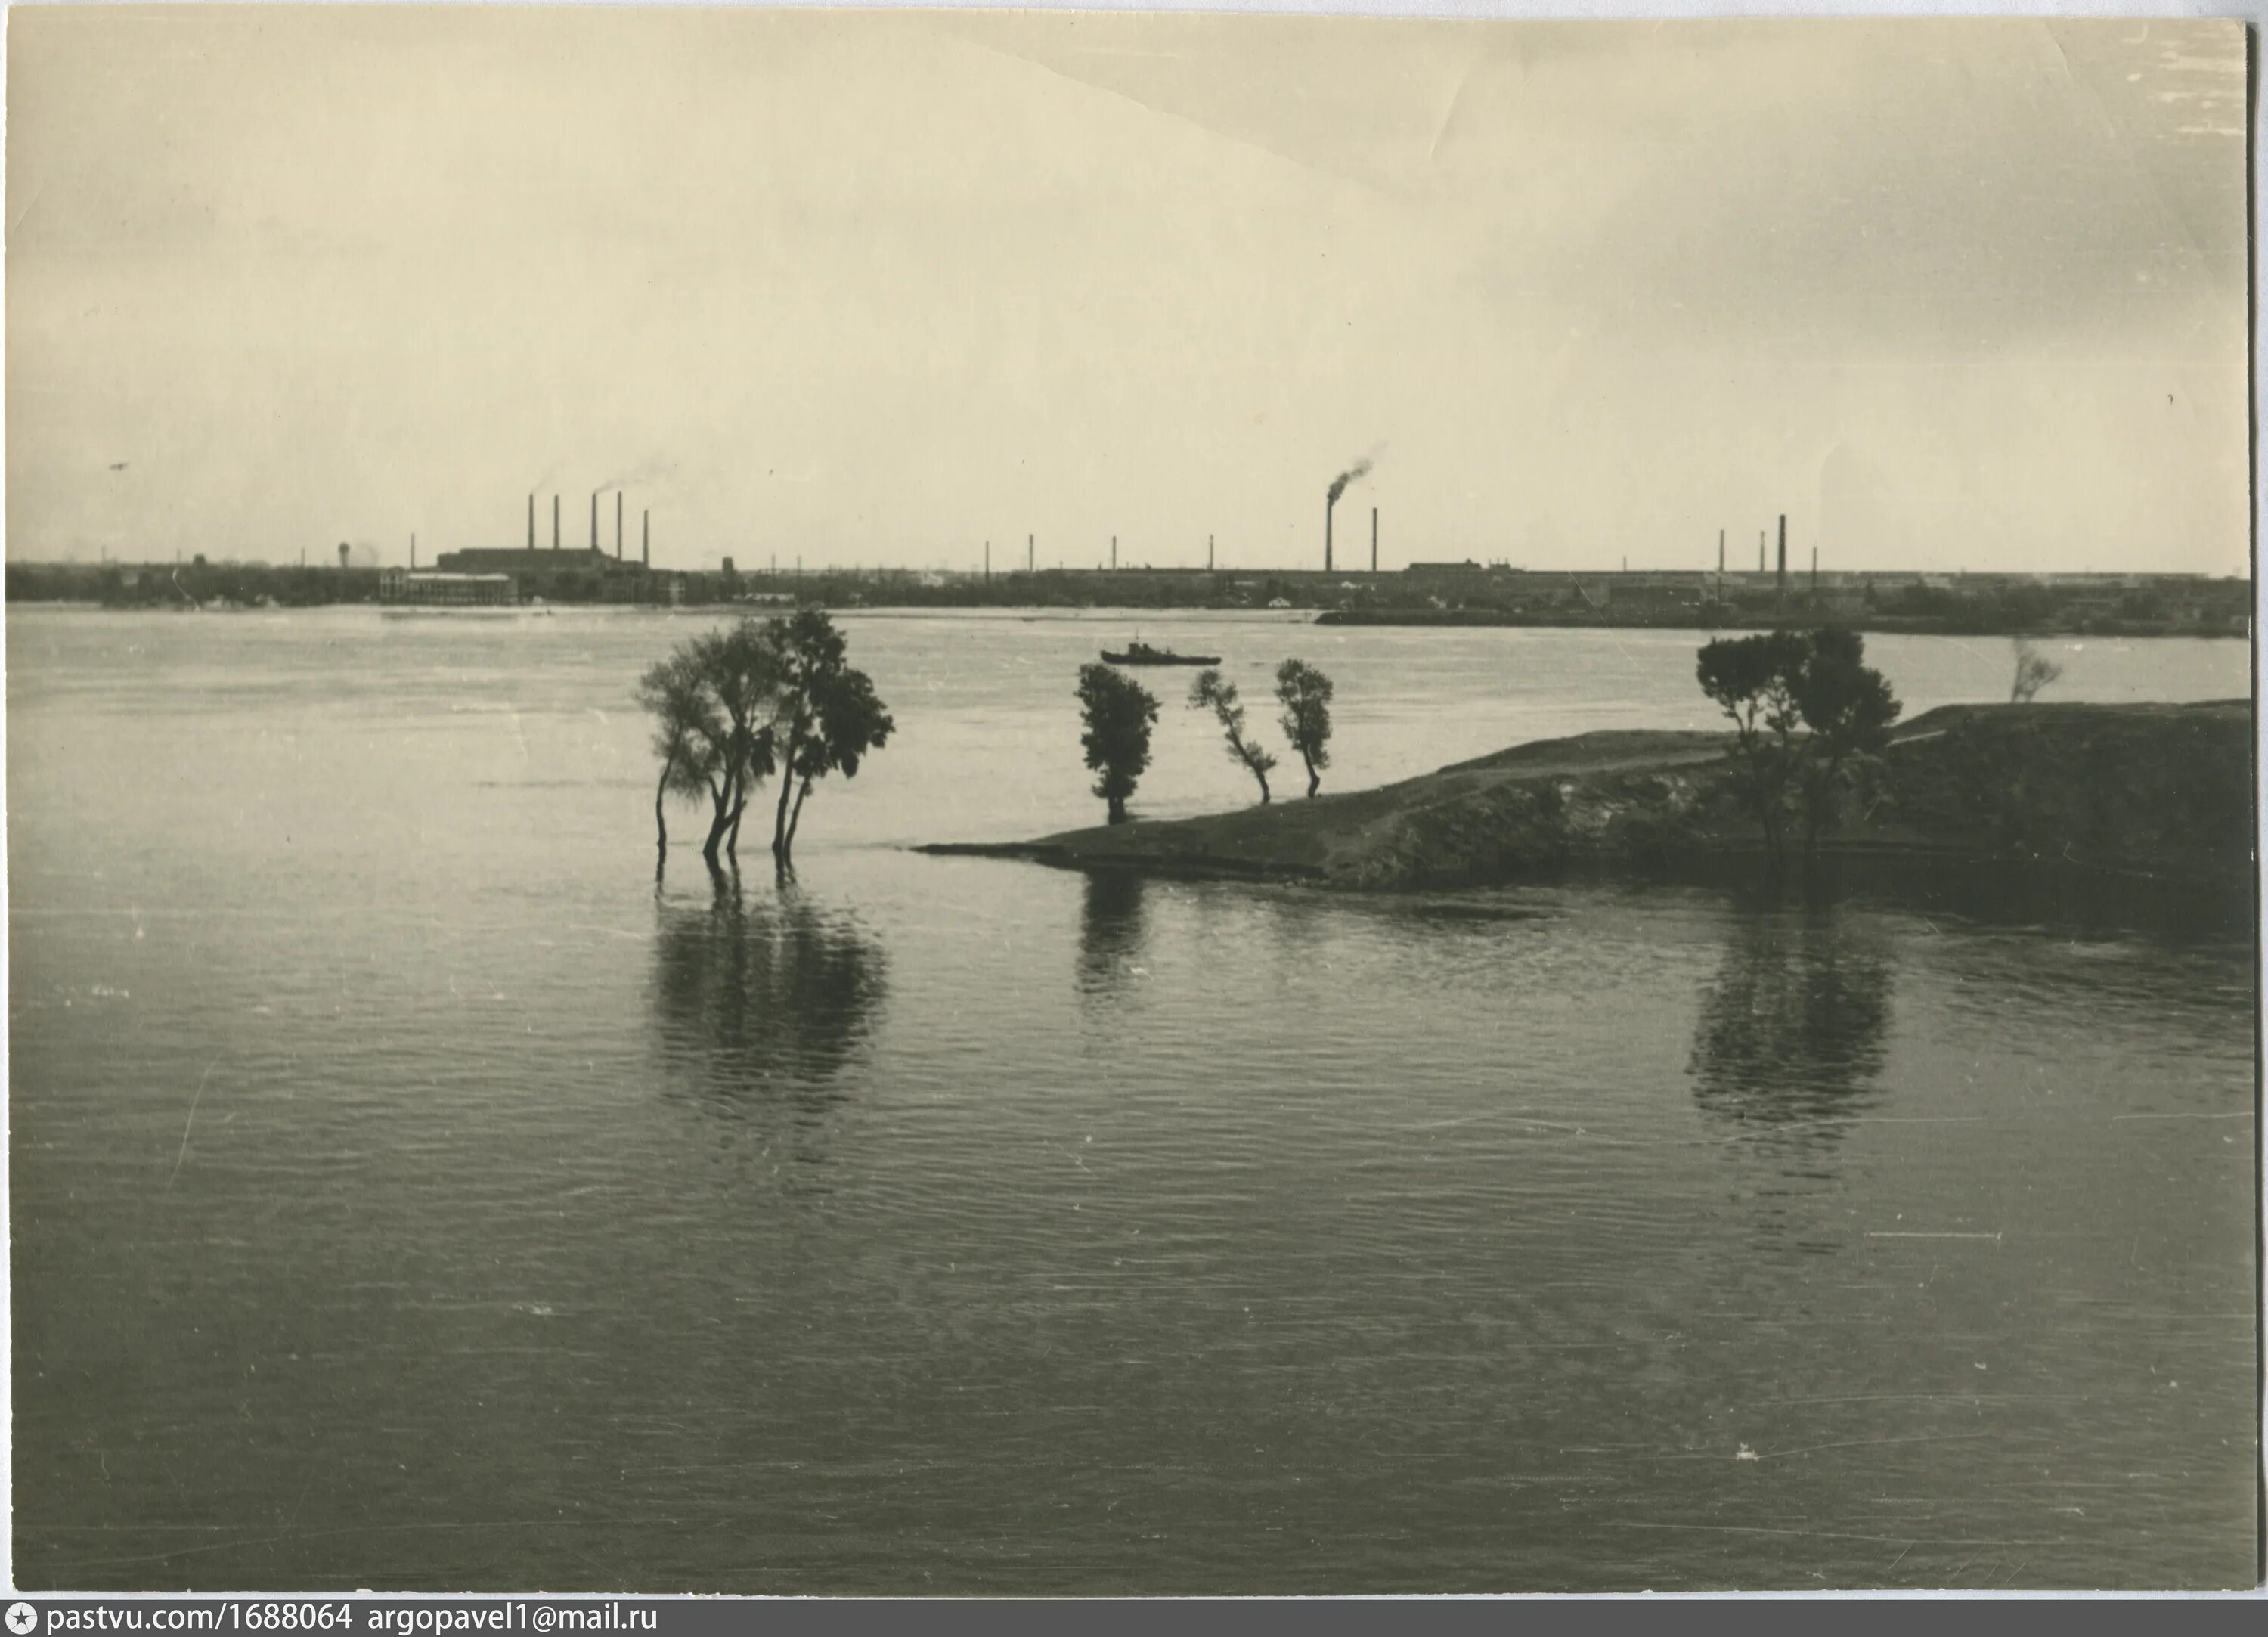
[1303,753,1320,798]
[782,777,813,861]
[701,768,736,866]
[771,724,803,857]
[653,747,676,857]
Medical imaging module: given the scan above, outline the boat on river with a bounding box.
[1102,640,1221,667]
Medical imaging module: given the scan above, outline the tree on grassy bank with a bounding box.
[1696,629,1898,860]
[1789,628,1901,852]
[2009,638,2064,704]
[1275,659,1335,798]
[1077,664,1160,825]
[1190,668,1276,803]
[1696,631,1807,859]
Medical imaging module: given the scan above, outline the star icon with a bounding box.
[8,1603,39,1635]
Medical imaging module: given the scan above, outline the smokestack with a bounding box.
[1371,507,1378,573]
[1028,534,1034,574]
[590,493,599,552]
[616,493,624,560]
[1718,529,1724,574]
[1323,458,1373,572]
[984,541,991,581]
[553,495,560,551]
[1208,534,1214,572]
[1758,531,1765,573]
[643,510,649,568]
[411,533,417,571]
[528,494,536,551]
[1811,545,1819,594]
[1111,535,1117,572]
[1777,513,1787,595]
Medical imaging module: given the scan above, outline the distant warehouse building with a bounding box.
[380,569,518,607]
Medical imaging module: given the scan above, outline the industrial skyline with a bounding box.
[6,10,2249,577]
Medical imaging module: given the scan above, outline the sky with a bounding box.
[5,7,2251,575]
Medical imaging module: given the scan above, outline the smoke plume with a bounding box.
[1326,457,1373,505]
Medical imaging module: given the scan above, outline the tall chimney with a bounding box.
[616,493,624,560]
[553,495,560,551]
[1717,529,1724,574]
[1111,535,1117,572]
[642,510,649,568]
[1758,530,1765,573]
[1027,534,1034,574]
[1811,545,1819,594]
[1777,513,1787,596]
[590,493,599,552]
[528,494,536,551]
[1208,534,1214,572]
[984,541,991,581]
[411,533,417,571]
[1325,498,1334,575]
[1371,507,1378,574]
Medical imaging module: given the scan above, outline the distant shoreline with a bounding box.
[6,559,2250,642]
[1312,607,2250,640]
[3,594,2248,643]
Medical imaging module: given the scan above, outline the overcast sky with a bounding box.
[6,8,2249,575]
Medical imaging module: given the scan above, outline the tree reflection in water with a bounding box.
[649,870,889,1130]
[1687,888,1895,1219]
[1075,868,1149,1000]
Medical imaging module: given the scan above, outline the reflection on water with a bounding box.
[649,874,889,1120]
[1076,869,1148,998]
[1687,891,1894,1158]
[8,610,2256,1592]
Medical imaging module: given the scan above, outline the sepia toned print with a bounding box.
[5,8,2254,1594]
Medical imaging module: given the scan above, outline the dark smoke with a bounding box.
[1326,458,1373,505]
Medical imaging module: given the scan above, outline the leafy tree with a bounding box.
[758,610,895,869]
[1789,628,1901,851]
[1697,628,1901,858]
[1274,659,1335,798]
[1077,662,1160,824]
[1189,668,1277,802]
[634,648,709,859]
[2009,637,2063,704]
[1696,631,1808,857]
[637,619,782,869]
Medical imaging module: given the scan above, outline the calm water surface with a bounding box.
[8,608,2256,1590]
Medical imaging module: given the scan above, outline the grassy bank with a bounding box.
[922,700,2254,890]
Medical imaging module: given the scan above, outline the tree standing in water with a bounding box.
[637,618,781,870]
[759,610,894,870]
[635,647,708,860]
[1189,668,1277,802]
[1274,659,1334,798]
[1077,663,1160,824]
[2009,637,2064,704]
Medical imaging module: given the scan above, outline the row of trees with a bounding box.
[1077,659,1337,824]
[639,611,894,871]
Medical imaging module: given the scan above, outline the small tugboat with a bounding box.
[1101,639,1222,667]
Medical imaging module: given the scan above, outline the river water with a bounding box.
[7,606,2256,1591]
